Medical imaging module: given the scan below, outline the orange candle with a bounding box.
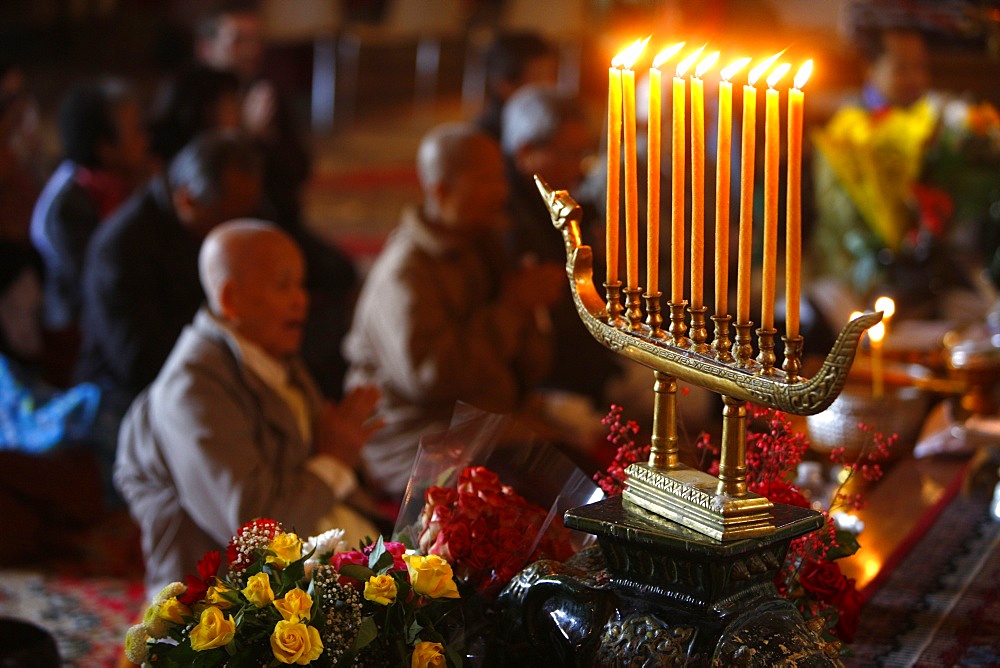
[785,60,812,338]
[690,51,718,310]
[647,42,684,296]
[716,58,750,317]
[606,62,623,286]
[761,63,790,331]
[619,39,646,292]
[672,47,702,304]
[737,54,780,325]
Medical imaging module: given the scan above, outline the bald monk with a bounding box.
[115,219,381,598]
[343,123,563,500]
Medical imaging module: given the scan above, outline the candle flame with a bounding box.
[874,296,895,320]
[612,37,649,69]
[720,57,752,82]
[849,311,864,321]
[869,321,886,343]
[747,51,784,86]
[676,45,706,77]
[794,59,814,89]
[652,42,685,69]
[766,62,791,88]
[695,51,720,78]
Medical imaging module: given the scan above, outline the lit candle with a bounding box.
[785,60,813,338]
[874,295,895,341]
[869,320,886,399]
[761,62,790,331]
[607,52,624,286]
[737,53,780,325]
[672,46,703,304]
[647,42,685,296]
[622,39,647,292]
[690,51,719,310]
[715,57,750,317]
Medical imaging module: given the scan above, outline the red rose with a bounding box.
[364,540,407,571]
[424,486,458,509]
[458,467,501,495]
[798,560,849,604]
[433,521,471,562]
[833,578,863,642]
[330,549,367,571]
[465,539,497,571]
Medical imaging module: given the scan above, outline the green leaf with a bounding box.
[405,617,425,645]
[350,616,379,651]
[828,530,861,561]
[338,564,376,582]
[367,536,395,574]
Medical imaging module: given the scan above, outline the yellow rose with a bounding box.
[273,587,314,622]
[205,583,233,609]
[266,532,303,568]
[242,571,275,608]
[189,606,236,651]
[157,596,190,624]
[403,554,460,599]
[270,619,323,665]
[364,574,398,606]
[411,641,447,668]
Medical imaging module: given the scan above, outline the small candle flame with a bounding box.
[869,321,886,343]
[874,296,895,320]
[613,37,650,69]
[794,59,814,89]
[720,57,752,82]
[766,62,791,88]
[676,45,706,77]
[694,51,720,78]
[652,42,685,69]
[747,51,784,86]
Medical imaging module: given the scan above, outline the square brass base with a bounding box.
[624,462,776,540]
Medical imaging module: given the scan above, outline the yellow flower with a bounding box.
[157,596,190,624]
[270,619,323,664]
[411,641,447,668]
[266,532,303,568]
[273,587,314,622]
[403,554,460,600]
[124,623,150,664]
[364,574,398,606]
[242,572,275,608]
[142,582,187,639]
[205,583,233,609]
[190,606,236,651]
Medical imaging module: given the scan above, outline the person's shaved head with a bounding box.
[199,219,309,358]
[416,123,507,231]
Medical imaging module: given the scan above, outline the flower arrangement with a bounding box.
[595,404,896,649]
[416,466,576,597]
[125,518,462,667]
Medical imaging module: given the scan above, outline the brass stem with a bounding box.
[716,395,748,497]
[688,305,710,355]
[782,335,804,382]
[711,314,734,363]
[604,281,626,328]
[756,327,778,374]
[648,371,679,469]
[644,292,666,339]
[733,321,756,369]
[667,300,690,348]
[625,287,646,333]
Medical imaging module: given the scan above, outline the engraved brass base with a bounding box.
[624,463,775,540]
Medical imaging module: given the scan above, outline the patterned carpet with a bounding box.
[847,492,1000,667]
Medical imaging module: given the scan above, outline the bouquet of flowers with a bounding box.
[595,404,896,649]
[124,518,463,667]
[416,466,577,597]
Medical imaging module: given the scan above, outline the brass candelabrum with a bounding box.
[536,176,881,540]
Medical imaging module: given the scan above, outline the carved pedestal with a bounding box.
[496,497,841,666]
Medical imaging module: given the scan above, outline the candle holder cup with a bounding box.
[537,176,880,540]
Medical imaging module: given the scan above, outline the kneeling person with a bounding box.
[115,220,380,597]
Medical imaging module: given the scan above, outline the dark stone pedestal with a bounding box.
[495,496,841,666]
